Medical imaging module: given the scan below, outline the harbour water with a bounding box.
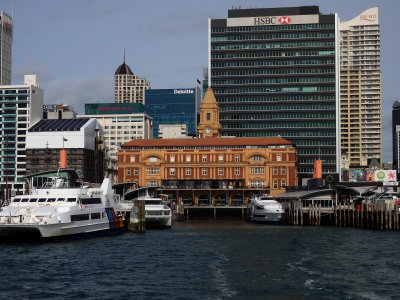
[1,221,400,299]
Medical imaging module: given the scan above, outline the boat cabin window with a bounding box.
[71,214,89,221]
[38,198,47,203]
[146,200,162,205]
[29,198,38,202]
[13,198,21,202]
[56,198,65,202]
[91,212,101,219]
[67,198,76,203]
[48,198,56,202]
[81,198,102,205]
[21,198,29,202]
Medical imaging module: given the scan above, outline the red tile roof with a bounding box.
[121,137,294,148]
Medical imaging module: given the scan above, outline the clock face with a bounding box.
[205,127,212,134]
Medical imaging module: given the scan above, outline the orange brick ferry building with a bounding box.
[117,88,297,206]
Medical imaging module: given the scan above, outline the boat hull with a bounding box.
[0,220,124,240]
[249,212,283,223]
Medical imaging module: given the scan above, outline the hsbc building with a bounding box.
[209,6,340,184]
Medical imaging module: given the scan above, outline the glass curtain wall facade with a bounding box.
[209,6,340,182]
[145,88,201,138]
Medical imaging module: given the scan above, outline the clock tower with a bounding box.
[198,87,221,138]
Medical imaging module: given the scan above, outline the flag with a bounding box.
[196,79,201,85]
[63,137,68,141]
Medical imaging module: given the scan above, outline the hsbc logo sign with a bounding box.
[278,16,291,24]
[254,16,292,25]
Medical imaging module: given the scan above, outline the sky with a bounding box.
[2,0,400,161]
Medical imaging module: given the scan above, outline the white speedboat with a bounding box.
[247,194,284,223]
[0,170,124,240]
[120,188,172,228]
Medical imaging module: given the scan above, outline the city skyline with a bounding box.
[1,0,399,161]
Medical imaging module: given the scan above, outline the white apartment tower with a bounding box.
[0,75,43,197]
[114,58,150,104]
[340,7,381,167]
[0,12,13,85]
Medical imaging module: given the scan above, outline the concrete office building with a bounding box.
[145,88,201,138]
[209,6,340,183]
[0,12,12,85]
[114,59,150,104]
[392,101,400,176]
[0,75,43,197]
[79,103,152,181]
[43,104,77,119]
[340,7,381,167]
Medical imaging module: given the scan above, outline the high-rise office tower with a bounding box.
[114,58,150,104]
[392,100,400,176]
[0,11,13,85]
[0,75,43,197]
[340,7,381,167]
[209,6,340,183]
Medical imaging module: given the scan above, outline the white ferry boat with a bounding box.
[247,194,284,223]
[0,170,124,240]
[120,188,172,228]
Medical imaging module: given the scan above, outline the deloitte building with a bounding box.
[209,6,340,183]
[145,88,201,138]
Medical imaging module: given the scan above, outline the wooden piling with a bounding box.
[128,199,146,233]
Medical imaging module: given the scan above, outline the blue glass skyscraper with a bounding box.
[145,88,201,138]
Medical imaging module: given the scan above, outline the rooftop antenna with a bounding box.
[123,48,126,63]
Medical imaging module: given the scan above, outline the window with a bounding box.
[127,168,131,176]
[91,212,101,219]
[134,168,139,176]
[218,168,224,175]
[202,155,207,162]
[277,154,282,162]
[281,179,286,187]
[186,168,191,175]
[202,168,207,175]
[281,167,286,175]
[149,156,157,163]
[147,168,160,175]
[186,155,191,162]
[81,198,102,205]
[71,214,90,221]
[273,167,278,175]
[273,179,278,189]
[206,113,211,121]
[218,155,224,162]
[170,168,176,176]
[170,155,175,163]
[253,155,262,162]
[235,168,240,175]
[130,156,135,163]
[250,167,264,174]
[235,155,240,162]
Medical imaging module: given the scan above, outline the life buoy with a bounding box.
[46,203,50,207]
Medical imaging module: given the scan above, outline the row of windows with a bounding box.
[215,86,335,94]
[211,50,335,59]
[137,154,283,164]
[213,77,335,85]
[211,23,335,33]
[220,103,335,111]
[224,122,335,129]
[217,95,335,103]
[223,131,336,137]
[211,32,335,42]
[212,68,335,77]
[298,158,336,164]
[220,113,336,120]
[297,149,336,155]
[211,41,335,50]
[212,59,335,67]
